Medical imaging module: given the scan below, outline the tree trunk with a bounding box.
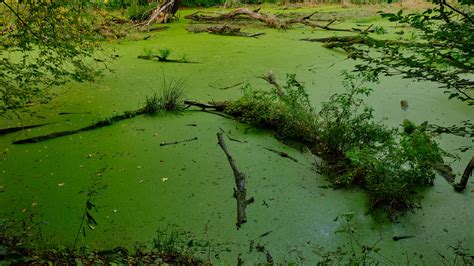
[145,0,181,25]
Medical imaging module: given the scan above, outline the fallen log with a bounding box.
[453,157,474,192]
[185,8,286,29]
[13,110,144,144]
[217,132,254,229]
[185,9,372,32]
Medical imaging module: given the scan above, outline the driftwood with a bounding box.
[0,123,52,136]
[217,132,254,229]
[13,110,144,144]
[185,8,372,32]
[160,137,198,147]
[185,8,286,28]
[453,157,474,192]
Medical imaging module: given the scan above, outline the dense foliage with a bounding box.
[226,74,446,216]
[337,0,473,105]
[0,1,104,115]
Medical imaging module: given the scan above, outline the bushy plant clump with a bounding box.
[226,74,318,144]
[143,79,185,114]
[225,73,446,216]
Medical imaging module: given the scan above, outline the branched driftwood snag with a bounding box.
[217,132,254,229]
[453,157,474,192]
[185,8,286,28]
[13,110,145,144]
[185,8,372,31]
[160,137,198,147]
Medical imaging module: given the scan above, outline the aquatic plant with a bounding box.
[143,93,162,114]
[225,73,448,217]
[158,48,172,61]
[160,78,186,111]
[225,74,317,144]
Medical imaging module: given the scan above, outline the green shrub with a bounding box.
[225,74,317,144]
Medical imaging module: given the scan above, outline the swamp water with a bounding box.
[0,6,472,264]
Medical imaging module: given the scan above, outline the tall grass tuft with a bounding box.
[160,78,185,111]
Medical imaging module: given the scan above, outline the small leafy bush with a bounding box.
[225,74,318,144]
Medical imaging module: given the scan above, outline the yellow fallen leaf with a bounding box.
[161,177,168,182]
[58,183,65,187]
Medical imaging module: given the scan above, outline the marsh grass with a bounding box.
[143,78,185,114]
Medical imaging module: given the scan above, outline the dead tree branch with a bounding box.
[217,132,254,229]
[453,157,474,192]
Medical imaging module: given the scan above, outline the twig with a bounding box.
[210,81,245,90]
[160,137,198,147]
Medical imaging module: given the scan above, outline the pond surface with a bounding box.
[0,6,472,264]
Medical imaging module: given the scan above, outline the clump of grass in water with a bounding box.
[160,78,185,111]
[143,78,185,114]
[225,72,448,218]
[143,93,161,114]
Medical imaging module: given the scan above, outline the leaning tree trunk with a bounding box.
[145,0,181,25]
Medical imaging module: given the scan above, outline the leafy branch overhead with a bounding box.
[0,1,105,115]
[306,1,473,105]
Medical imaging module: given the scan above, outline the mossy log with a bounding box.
[13,110,145,144]
[217,132,254,229]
